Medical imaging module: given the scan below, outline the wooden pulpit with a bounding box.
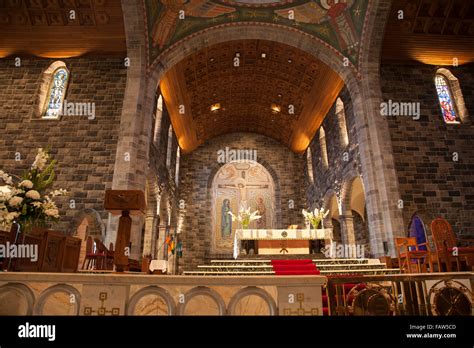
[104,190,146,272]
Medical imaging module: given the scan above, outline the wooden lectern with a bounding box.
[104,190,146,272]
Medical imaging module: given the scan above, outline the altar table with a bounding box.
[233,229,333,259]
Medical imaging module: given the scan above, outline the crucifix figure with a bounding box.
[218,177,268,208]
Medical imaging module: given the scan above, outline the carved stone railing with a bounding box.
[0,273,326,316]
[326,273,474,316]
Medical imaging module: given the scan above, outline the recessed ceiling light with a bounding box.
[210,57,215,62]
[288,58,292,63]
[210,103,221,112]
[277,93,282,98]
[261,53,266,58]
[271,104,281,114]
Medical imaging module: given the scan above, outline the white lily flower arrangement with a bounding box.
[228,205,262,229]
[0,148,68,230]
[302,207,329,229]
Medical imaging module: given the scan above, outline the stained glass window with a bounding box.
[43,67,69,119]
[435,74,459,124]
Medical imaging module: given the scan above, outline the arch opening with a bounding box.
[210,161,275,254]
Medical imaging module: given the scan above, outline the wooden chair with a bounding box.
[395,237,433,273]
[93,238,110,270]
[430,218,474,272]
[82,236,106,270]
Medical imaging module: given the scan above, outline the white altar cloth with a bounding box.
[149,260,168,273]
[233,229,333,259]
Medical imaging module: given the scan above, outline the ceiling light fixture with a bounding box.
[261,53,266,58]
[288,58,292,63]
[271,104,281,114]
[210,103,221,112]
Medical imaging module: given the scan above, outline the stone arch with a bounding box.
[340,174,370,254]
[206,156,282,228]
[407,209,437,247]
[112,1,404,257]
[150,25,361,92]
[33,284,80,316]
[177,286,226,316]
[340,171,361,215]
[434,68,469,123]
[69,208,106,270]
[0,283,35,315]
[127,286,175,315]
[319,189,342,249]
[322,189,340,217]
[339,172,360,246]
[227,286,277,316]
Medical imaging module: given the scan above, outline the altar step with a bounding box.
[209,258,381,266]
[183,258,401,276]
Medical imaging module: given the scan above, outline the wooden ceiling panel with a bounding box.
[382,0,474,65]
[0,0,126,58]
[160,39,344,154]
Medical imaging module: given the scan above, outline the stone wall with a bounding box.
[305,87,368,248]
[0,57,127,235]
[380,63,474,237]
[178,132,307,270]
[306,87,363,206]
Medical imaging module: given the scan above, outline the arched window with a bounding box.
[153,94,163,145]
[306,147,314,183]
[319,127,329,169]
[166,125,173,169]
[175,147,181,187]
[435,74,459,124]
[41,62,69,119]
[335,98,349,147]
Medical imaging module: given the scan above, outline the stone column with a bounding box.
[107,1,158,258]
[347,0,406,257]
[339,214,356,246]
[142,212,155,257]
[156,224,167,260]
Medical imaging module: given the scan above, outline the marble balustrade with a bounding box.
[0,273,326,316]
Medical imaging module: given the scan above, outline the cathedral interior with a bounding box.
[0,0,473,339]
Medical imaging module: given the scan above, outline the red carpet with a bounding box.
[271,259,320,275]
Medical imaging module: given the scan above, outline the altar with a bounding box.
[233,229,333,259]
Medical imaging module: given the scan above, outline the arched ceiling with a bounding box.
[382,0,474,65]
[0,0,126,58]
[144,0,371,71]
[160,39,344,154]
